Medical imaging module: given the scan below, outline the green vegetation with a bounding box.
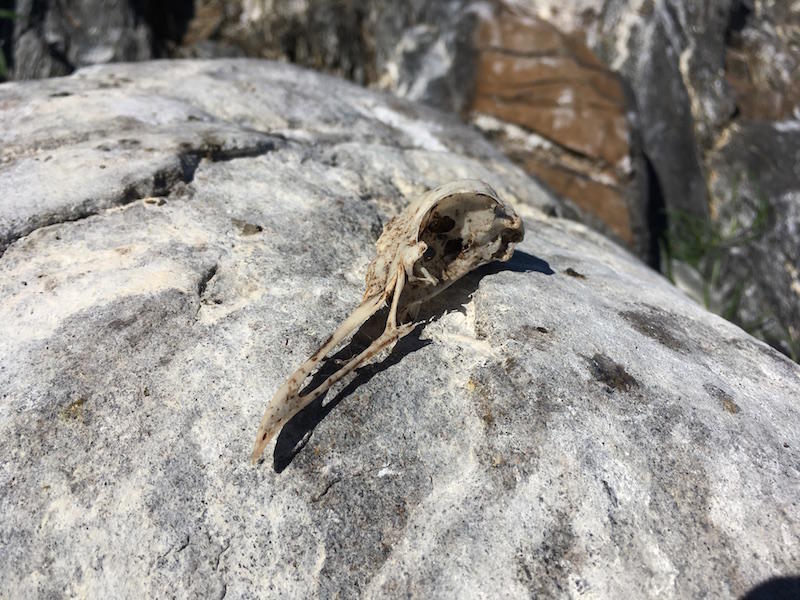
[660,175,797,361]
[663,180,769,313]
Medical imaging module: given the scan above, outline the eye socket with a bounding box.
[423,246,436,260]
[443,238,464,258]
[428,215,456,234]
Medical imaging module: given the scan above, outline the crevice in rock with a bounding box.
[196,263,218,299]
[0,0,15,82]
[176,135,287,191]
[311,477,342,502]
[130,0,195,57]
[644,152,668,272]
[213,540,230,571]
[0,136,285,258]
[44,38,77,75]
[724,0,753,46]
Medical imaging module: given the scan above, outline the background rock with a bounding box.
[724,0,800,122]
[521,0,800,357]
[470,6,649,260]
[705,122,800,359]
[2,0,194,80]
[175,1,654,262]
[1,59,799,598]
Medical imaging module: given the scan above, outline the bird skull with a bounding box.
[252,179,524,462]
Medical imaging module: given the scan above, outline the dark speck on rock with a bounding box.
[704,383,741,414]
[564,267,586,279]
[585,353,639,392]
[232,218,264,236]
[620,306,688,353]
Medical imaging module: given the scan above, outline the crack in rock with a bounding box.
[0,136,286,258]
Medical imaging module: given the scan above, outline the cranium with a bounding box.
[251,179,524,462]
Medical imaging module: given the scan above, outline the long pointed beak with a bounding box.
[251,273,413,463]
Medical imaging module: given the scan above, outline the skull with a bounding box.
[252,179,524,462]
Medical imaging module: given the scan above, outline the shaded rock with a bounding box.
[198,0,379,85]
[704,121,800,359]
[372,2,480,115]
[10,0,150,79]
[6,0,195,80]
[724,0,800,122]
[507,0,800,182]
[525,0,712,223]
[1,59,799,598]
[523,0,800,358]
[183,0,482,115]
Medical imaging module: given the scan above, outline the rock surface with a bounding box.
[1,60,799,598]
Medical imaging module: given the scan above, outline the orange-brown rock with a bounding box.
[522,158,632,244]
[470,9,637,248]
[473,15,628,166]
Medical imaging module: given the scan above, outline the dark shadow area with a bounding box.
[741,576,800,600]
[0,0,15,82]
[644,152,668,272]
[269,250,553,471]
[132,0,195,56]
[481,249,554,276]
[725,0,753,46]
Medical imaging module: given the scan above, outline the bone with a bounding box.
[251,179,524,463]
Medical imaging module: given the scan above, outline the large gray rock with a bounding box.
[1,60,799,598]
